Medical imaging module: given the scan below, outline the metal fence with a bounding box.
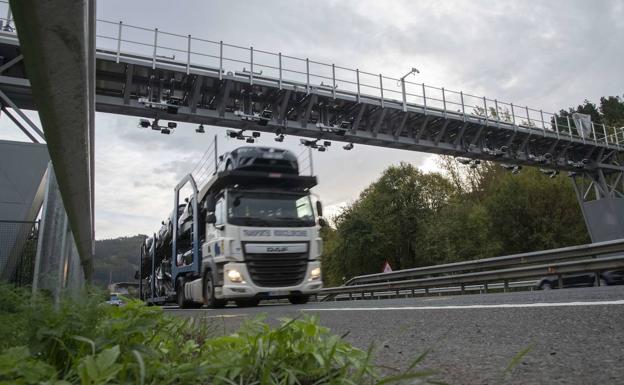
[0,219,39,287]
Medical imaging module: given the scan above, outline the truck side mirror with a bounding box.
[316,201,323,217]
[206,213,217,224]
[318,217,328,228]
[205,194,215,211]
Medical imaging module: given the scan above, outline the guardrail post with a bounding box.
[504,280,509,292]
[566,115,573,139]
[510,103,516,125]
[219,41,223,80]
[186,34,191,75]
[525,106,531,128]
[348,292,352,300]
[152,28,158,70]
[594,272,600,286]
[591,122,598,142]
[250,46,254,85]
[278,53,282,90]
[332,64,336,99]
[356,69,361,103]
[401,78,407,112]
[422,83,427,114]
[603,123,609,145]
[442,87,447,119]
[460,91,466,121]
[484,282,488,293]
[116,21,122,63]
[424,287,429,295]
[460,283,465,294]
[379,74,384,108]
[494,99,500,125]
[557,274,563,289]
[395,289,399,298]
[306,58,310,94]
[483,97,489,125]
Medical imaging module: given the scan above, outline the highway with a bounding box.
[168,286,624,385]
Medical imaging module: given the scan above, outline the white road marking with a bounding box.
[201,314,247,319]
[301,300,624,311]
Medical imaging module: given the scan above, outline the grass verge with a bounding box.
[0,285,437,384]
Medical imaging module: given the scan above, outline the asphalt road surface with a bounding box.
[167,286,624,385]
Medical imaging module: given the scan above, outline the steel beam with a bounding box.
[10,0,95,279]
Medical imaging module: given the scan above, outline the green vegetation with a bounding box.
[0,285,435,384]
[321,94,624,286]
[93,235,145,287]
[321,160,588,286]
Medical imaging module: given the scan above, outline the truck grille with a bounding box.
[244,251,308,287]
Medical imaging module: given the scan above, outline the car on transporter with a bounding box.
[217,146,300,174]
[537,269,624,289]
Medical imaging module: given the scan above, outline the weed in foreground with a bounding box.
[0,284,437,384]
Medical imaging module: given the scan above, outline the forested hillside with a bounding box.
[320,94,624,286]
[93,235,146,287]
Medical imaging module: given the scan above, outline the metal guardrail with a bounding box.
[325,280,538,302]
[320,239,624,301]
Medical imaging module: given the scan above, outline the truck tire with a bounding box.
[176,280,190,308]
[288,295,310,305]
[235,298,260,307]
[203,274,226,309]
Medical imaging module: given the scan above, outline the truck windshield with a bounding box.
[227,191,315,227]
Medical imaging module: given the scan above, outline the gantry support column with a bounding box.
[9,0,96,279]
[572,166,624,242]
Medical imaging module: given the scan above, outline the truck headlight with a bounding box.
[227,269,244,283]
[309,267,321,281]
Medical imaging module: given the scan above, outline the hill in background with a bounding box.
[93,234,146,287]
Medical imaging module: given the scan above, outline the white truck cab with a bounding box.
[202,187,323,306]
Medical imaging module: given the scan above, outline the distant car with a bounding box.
[106,293,124,306]
[537,269,624,290]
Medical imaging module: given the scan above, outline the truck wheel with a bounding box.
[288,295,310,305]
[176,280,190,309]
[235,298,260,307]
[203,274,226,309]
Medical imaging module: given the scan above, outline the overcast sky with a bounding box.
[2,0,623,239]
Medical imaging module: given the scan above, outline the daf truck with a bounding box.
[139,146,325,308]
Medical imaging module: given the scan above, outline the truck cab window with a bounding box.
[226,191,315,227]
[215,197,225,225]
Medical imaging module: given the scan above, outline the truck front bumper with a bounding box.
[215,261,323,299]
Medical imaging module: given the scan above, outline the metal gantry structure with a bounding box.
[1,12,623,242]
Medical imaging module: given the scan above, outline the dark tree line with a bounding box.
[93,235,146,287]
[321,94,624,286]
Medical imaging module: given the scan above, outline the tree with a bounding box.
[599,95,624,128]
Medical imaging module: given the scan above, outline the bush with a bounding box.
[0,285,434,384]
